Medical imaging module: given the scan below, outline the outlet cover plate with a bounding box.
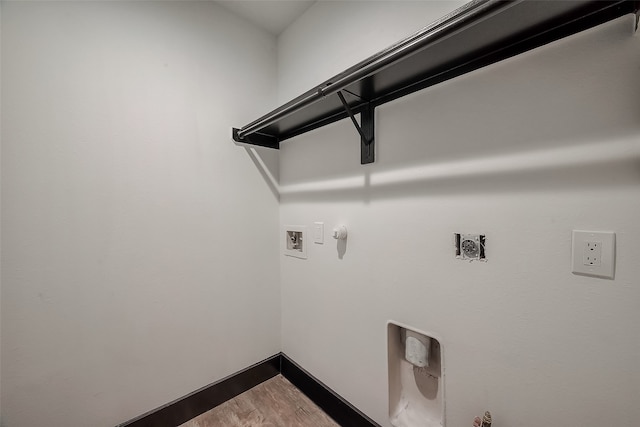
[572,230,615,279]
[313,222,324,244]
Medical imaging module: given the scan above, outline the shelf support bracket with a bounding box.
[337,91,375,164]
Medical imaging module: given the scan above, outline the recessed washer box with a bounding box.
[283,225,308,259]
[388,321,444,427]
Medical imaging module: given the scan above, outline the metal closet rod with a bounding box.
[235,0,510,140]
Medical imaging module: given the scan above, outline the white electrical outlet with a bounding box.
[582,241,602,267]
[572,230,615,279]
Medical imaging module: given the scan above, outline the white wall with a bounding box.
[3,2,640,427]
[1,2,280,426]
[277,0,465,103]
[0,2,3,423]
[279,3,640,427]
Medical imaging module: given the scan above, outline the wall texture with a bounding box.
[1,2,280,426]
[3,2,640,427]
[277,0,465,103]
[0,2,3,423]
[279,4,640,427]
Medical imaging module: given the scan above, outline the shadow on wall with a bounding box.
[244,16,640,203]
[275,135,640,203]
[245,146,280,201]
[337,238,347,259]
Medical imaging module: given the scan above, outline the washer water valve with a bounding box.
[332,225,348,240]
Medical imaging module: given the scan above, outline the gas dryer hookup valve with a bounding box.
[332,226,348,240]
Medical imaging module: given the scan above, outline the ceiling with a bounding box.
[215,0,316,36]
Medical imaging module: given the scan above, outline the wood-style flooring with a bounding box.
[179,374,340,427]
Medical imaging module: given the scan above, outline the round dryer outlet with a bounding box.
[455,233,486,261]
[461,238,479,258]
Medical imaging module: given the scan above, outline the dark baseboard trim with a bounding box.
[280,354,381,427]
[117,353,380,427]
[117,354,280,427]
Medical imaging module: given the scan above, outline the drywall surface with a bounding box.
[279,7,640,427]
[276,0,466,103]
[0,3,3,423]
[1,2,280,426]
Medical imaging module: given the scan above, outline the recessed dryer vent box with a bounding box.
[283,225,307,259]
